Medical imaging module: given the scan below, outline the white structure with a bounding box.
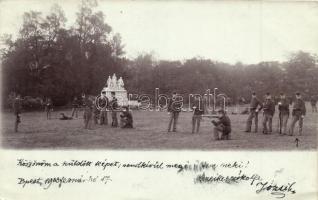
[101,74,128,106]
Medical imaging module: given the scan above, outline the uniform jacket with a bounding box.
[216,115,231,134]
[292,99,306,116]
[263,99,275,116]
[13,98,22,115]
[192,99,204,115]
[249,97,263,111]
[167,96,182,113]
[109,97,118,110]
[278,98,290,115]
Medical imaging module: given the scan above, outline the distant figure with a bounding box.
[93,97,99,125]
[262,92,275,134]
[12,94,22,132]
[310,95,317,113]
[120,106,133,128]
[211,109,231,140]
[71,97,80,118]
[191,96,204,133]
[99,91,109,125]
[45,98,53,120]
[167,91,182,132]
[83,96,94,129]
[59,113,73,120]
[278,92,290,135]
[109,92,118,127]
[289,92,306,136]
[245,92,263,133]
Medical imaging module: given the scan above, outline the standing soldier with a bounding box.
[83,95,94,129]
[289,92,306,136]
[245,92,262,133]
[45,97,53,120]
[310,95,317,113]
[109,92,118,127]
[12,94,22,132]
[167,91,182,132]
[278,92,290,135]
[262,93,275,134]
[192,96,204,133]
[71,97,80,118]
[99,91,109,125]
[92,97,99,125]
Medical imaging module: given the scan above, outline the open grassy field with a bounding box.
[1,106,317,150]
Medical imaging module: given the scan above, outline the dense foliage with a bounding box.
[1,0,318,108]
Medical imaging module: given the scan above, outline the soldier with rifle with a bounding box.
[245,92,263,133]
[211,109,231,140]
[289,92,306,136]
[277,92,290,135]
[262,93,275,134]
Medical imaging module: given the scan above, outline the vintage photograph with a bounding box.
[1,0,317,150]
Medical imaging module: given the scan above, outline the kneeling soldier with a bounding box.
[211,109,231,140]
[262,93,275,134]
[120,106,133,128]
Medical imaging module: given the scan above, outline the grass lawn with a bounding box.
[1,106,317,150]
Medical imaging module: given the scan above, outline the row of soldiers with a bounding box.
[166,92,231,140]
[245,92,306,135]
[11,91,133,132]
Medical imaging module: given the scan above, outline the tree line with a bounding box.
[1,0,318,108]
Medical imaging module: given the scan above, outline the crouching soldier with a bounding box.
[262,93,275,134]
[289,92,306,136]
[211,109,231,140]
[13,94,22,132]
[120,106,133,128]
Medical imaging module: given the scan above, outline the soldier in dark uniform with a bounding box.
[12,94,22,132]
[289,92,306,136]
[167,91,182,132]
[109,92,118,127]
[262,93,275,134]
[245,92,263,133]
[120,106,133,128]
[278,93,290,135]
[92,97,99,124]
[192,96,204,133]
[99,91,109,125]
[83,95,94,129]
[310,95,317,113]
[211,109,231,140]
[71,97,80,118]
[45,97,53,120]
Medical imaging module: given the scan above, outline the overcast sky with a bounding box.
[0,0,318,64]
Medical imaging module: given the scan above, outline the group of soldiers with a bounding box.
[71,91,133,130]
[166,91,231,140]
[11,90,313,140]
[245,92,306,136]
[11,91,134,132]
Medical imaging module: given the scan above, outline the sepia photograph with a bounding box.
[1,0,317,150]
